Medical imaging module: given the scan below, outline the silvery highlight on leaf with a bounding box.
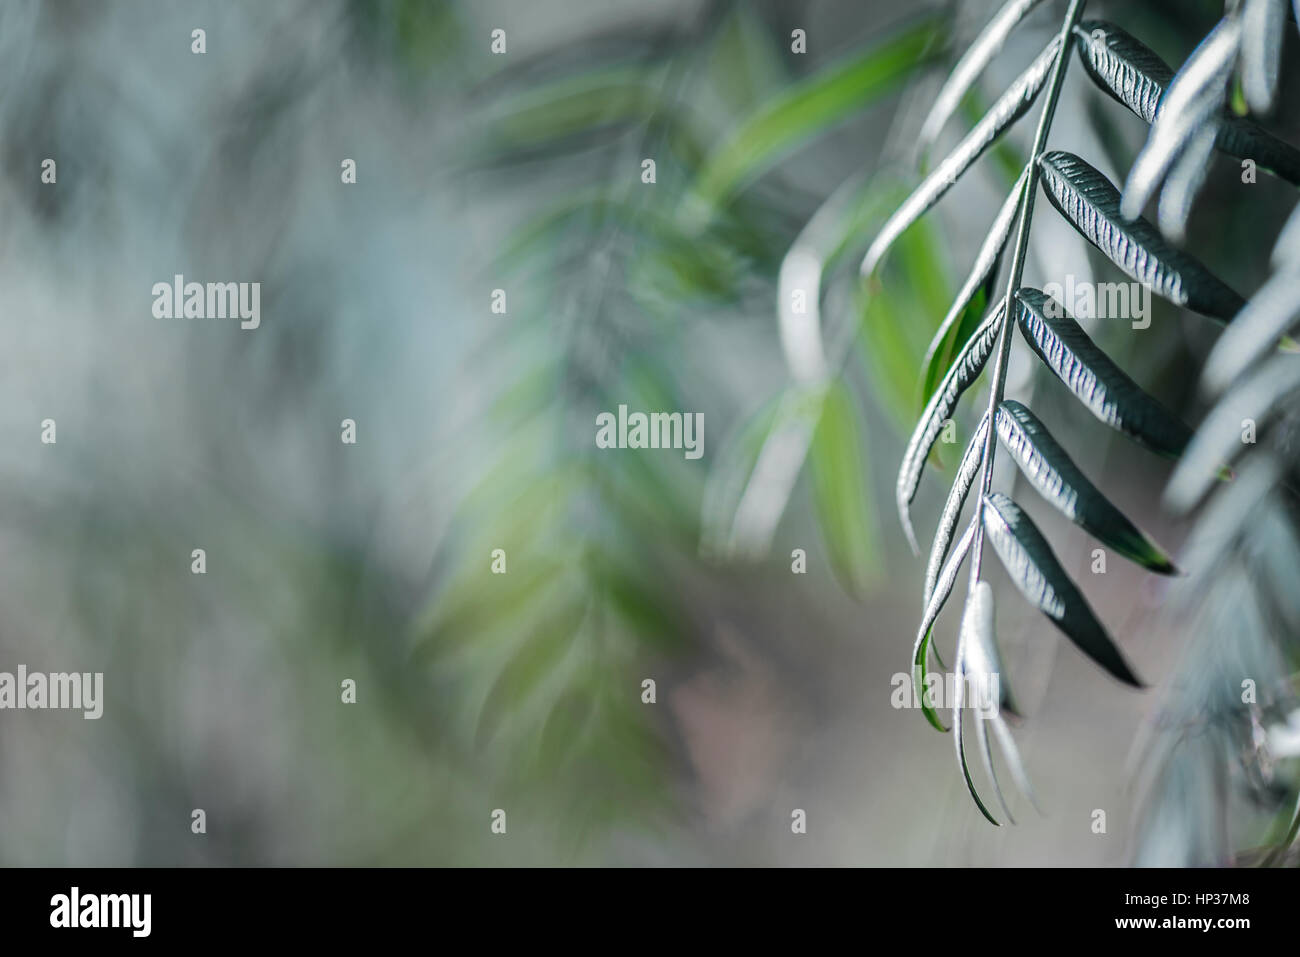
[5,0,1300,912]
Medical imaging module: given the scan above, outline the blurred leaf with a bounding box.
[918,0,1050,156]
[809,380,880,595]
[686,14,943,216]
[862,34,1061,278]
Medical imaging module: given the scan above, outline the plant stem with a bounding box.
[967,0,1087,590]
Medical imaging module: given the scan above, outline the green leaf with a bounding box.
[686,15,942,217]
[995,400,1176,574]
[897,300,1005,552]
[476,597,590,746]
[924,412,989,608]
[1037,150,1245,321]
[810,381,879,596]
[1014,287,1194,458]
[862,34,1061,278]
[981,491,1143,687]
[919,167,1027,409]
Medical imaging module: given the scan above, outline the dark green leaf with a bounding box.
[1015,287,1194,457]
[996,399,1176,573]
[981,491,1143,687]
[1037,150,1245,320]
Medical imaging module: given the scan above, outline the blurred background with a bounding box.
[0,0,1295,866]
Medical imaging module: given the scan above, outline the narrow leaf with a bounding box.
[995,399,1177,573]
[963,582,1016,821]
[1076,20,1300,184]
[981,491,1143,687]
[912,519,977,733]
[963,580,1021,719]
[1166,355,1300,511]
[918,0,1051,154]
[809,381,879,595]
[897,301,1006,552]
[1015,287,1194,457]
[687,16,941,217]
[919,166,1028,407]
[1122,17,1241,219]
[1038,150,1245,320]
[1201,268,1300,394]
[1157,123,1217,245]
[924,412,990,608]
[1241,0,1285,115]
[862,35,1062,278]
[955,594,999,826]
[1074,20,1171,123]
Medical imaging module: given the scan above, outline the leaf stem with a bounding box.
[968,0,1087,589]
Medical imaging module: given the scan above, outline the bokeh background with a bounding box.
[0,0,1294,865]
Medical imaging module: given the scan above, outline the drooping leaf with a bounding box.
[919,167,1028,408]
[924,412,990,608]
[995,399,1176,573]
[1015,288,1194,457]
[1201,269,1300,394]
[1037,151,1246,320]
[897,301,1006,552]
[963,579,1020,718]
[962,581,1019,821]
[912,518,977,733]
[1076,20,1300,185]
[1166,355,1300,512]
[954,588,1001,826]
[981,491,1143,687]
[809,381,880,595]
[917,0,1051,156]
[861,34,1062,279]
[1122,17,1241,219]
[1156,123,1217,245]
[685,15,942,218]
[1241,0,1285,115]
